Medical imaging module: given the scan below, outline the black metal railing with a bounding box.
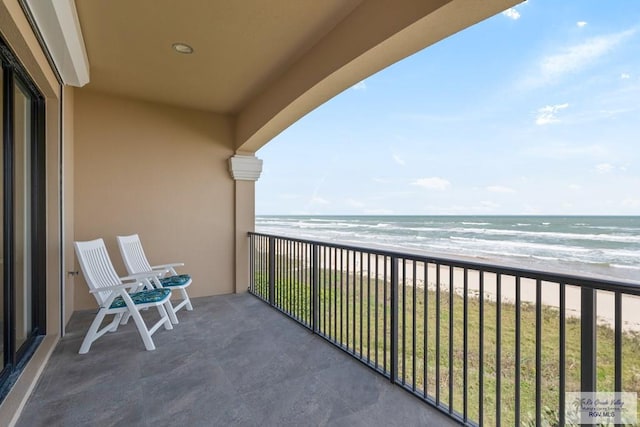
[248,232,640,426]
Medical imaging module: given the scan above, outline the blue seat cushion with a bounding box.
[109,288,171,309]
[159,274,191,287]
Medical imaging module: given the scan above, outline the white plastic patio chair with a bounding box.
[117,234,193,321]
[74,238,176,354]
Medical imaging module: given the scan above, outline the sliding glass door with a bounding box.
[0,65,3,374]
[0,37,46,397]
[13,80,34,353]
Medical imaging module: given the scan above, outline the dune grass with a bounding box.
[251,265,640,426]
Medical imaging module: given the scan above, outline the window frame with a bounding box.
[0,35,47,400]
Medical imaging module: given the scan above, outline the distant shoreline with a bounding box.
[256,215,640,283]
[257,227,640,284]
[257,214,640,218]
[256,215,640,331]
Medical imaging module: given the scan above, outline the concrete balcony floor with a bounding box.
[17,294,458,427]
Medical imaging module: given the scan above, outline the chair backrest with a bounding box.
[74,238,122,305]
[117,234,153,275]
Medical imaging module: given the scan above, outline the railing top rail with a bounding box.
[248,231,640,295]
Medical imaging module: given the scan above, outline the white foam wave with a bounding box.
[611,264,640,271]
[446,227,640,244]
[449,236,591,253]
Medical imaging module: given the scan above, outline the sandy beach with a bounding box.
[299,247,640,332]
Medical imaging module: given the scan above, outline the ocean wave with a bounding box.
[256,217,640,281]
[449,236,591,253]
[581,225,640,232]
[611,264,640,271]
[445,227,640,244]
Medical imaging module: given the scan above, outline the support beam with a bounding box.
[229,154,263,293]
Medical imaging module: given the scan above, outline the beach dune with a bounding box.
[302,248,640,332]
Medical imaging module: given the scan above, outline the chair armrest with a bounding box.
[89,282,136,293]
[121,271,162,282]
[151,263,184,269]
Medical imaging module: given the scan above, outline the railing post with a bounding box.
[312,244,319,333]
[390,256,398,384]
[268,237,275,306]
[580,287,596,393]
[248,233,254,293]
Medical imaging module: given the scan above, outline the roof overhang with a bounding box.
[21,0,521,151]
[23,0,90,86]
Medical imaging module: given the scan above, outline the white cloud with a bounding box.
[392,154,405,166]
[486,185,516,193]
[310,196,330,205]
[621,73,631,79]
[577,21,588,28]
[525,29,636,87]
[412,177,451,191]
[622,198,640,208]
[502,8,521,20]
[535,103,569,125]
[595,163,614,174]
[568,184,582,190]
[352,80,367,91]
[480,201,500,209]
[346,198,365,208]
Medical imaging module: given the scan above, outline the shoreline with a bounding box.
[263,229,640,285]
[285,247,640,332]
[256,215,640,285]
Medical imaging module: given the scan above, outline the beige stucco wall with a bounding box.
[0,0,63,425]
[73,89,236,309]
[62,86,75,326]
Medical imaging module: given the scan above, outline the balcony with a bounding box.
[14,233,640,426]
[248,232,640,426]
[16,293,457,427]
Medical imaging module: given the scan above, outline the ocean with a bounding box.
[255,215,640,283]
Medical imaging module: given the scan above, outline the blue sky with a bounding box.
[256,0,640,216]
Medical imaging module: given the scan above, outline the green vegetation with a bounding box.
[251,256,640,426]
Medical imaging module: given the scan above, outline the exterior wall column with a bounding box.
[229,154,263,293]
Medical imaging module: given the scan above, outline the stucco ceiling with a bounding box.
[71,0,520,151]
[75,0,363,113]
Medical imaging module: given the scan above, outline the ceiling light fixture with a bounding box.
[172,42,194,54]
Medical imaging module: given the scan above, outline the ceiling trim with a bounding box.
[24,0,89,87]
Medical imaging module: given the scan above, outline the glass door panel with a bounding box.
[0,66,4,370]
[13,81,32,352]
[0,36,45,396]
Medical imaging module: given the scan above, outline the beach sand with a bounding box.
[310,249,640,332]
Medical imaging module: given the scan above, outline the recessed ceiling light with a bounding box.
[172,42,194,54]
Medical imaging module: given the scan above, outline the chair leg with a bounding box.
[128,308,156,351]
[158,303,174,330]
[180,288,193,311]
[79,309,107,354]
[120,312,131,325]
[108,313,123,332]
[164,300,179,325]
